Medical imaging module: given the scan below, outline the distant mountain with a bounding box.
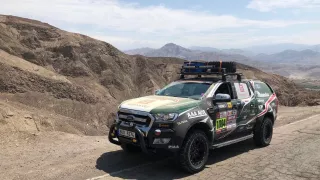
[189,46,254,57]
[244,43,312,54]
[136,43,259,65]
[254,49,320,63]
[189,46,220,52]
[220,49,255,57]
[311,45,320,52]
[144,43,194,59]
[124,47,154,55]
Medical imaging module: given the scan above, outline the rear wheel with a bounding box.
[121,143,141,153]
[254,117,273,147]
[176,130,209,173]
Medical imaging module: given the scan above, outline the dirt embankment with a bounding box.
[0,15,319,136]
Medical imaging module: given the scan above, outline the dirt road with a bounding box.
[1,107,320,180]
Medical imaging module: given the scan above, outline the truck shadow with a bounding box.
[96,139,257,180]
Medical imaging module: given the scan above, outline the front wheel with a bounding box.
[176,130,209,173]
[254,117,273,147]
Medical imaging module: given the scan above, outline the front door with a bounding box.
[208,83,239,140]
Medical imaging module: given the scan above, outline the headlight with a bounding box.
[153,113,178,121]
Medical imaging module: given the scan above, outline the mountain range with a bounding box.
[125,43,320,79]
[125,43,257,65]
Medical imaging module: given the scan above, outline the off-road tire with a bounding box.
[120,143,141,153]
[254,117,273,147]
[176,130,209,173]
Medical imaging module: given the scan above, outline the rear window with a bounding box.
[234,82,251,99]
[254,82,273,98]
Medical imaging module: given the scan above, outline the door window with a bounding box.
[254,82,273,98]
[214,83,233,99]
[234,82,250,99]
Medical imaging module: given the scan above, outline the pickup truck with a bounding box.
[109,61,278,173]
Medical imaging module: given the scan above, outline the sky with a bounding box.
[1,0,320,50]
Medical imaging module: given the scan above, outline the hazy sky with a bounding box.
[1,0,320,50]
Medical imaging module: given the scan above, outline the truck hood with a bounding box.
[119,95,200,113]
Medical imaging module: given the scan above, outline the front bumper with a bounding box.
[108,122,178,153]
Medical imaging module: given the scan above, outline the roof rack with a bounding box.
[179,61,242,81]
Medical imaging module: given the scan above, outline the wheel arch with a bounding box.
[264,112,275,125]
[254,112,275,133]
[184,122,213,145]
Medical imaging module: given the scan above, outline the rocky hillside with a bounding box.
[0,15,319,135]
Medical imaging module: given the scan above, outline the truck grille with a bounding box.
[118,111,151,126]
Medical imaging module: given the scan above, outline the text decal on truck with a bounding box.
[187,110,206,119]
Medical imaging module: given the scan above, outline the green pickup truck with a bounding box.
[109,61,278,173]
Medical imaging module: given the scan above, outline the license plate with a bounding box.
[118,129,136,138]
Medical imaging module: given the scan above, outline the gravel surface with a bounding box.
[1,107,320,180]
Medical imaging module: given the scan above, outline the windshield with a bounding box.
[156,81,212,100]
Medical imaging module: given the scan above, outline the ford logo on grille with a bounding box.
[126,115,135,121]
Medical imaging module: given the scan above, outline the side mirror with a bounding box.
[213,93,231,104]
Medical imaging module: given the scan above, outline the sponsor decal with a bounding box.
[256,92,270,98]
[216,118,227,131]
[227,120,237,130]
[176,120,188,126]
[239,84,245,92]
[227,102,232,108]
[187,110,206,119]
[227,110,237,116]
[228,115,237,120]
[168,145,179,149]
[217,111,227,119]
[218,104,227,109]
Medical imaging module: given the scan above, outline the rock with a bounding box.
[5,110,14,118]
[24,114,33,119]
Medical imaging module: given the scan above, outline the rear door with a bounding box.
[233,81,256,132]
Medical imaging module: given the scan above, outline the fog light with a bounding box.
[153,138,171,144]
[132,139,137,143]
[155,129,161,136]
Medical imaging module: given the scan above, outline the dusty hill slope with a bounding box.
[0,15,319,135]
[0,15,183,135]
